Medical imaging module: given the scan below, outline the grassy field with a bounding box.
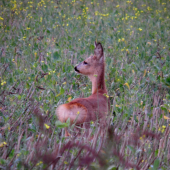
[0,0,170,169]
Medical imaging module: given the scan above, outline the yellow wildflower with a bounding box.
[0,142,7,147]
[44,124,50,129]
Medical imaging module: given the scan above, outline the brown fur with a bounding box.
[56,42,109,136]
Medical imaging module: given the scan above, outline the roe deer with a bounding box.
[56,42,109,136]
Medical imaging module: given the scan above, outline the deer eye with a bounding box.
[83,61,88,65]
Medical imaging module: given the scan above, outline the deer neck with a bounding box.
[89,65,106,94]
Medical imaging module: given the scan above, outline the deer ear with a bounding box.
[94,41,97,48]
[94,42,103,59]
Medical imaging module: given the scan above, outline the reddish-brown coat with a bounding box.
[56,42,109,136]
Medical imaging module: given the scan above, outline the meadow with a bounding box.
[0,0,170,169]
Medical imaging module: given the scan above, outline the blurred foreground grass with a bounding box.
[0,0,170,169]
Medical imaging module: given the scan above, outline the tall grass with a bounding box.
[0,0,170,169]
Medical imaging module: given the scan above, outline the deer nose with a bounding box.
[74,66,80,72]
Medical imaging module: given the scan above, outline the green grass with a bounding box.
[0,0,170,169]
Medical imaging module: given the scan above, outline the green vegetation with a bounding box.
[0,0,170,169]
